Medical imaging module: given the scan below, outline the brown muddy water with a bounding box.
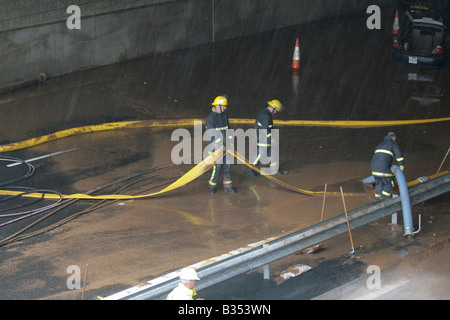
[0,7,449,300]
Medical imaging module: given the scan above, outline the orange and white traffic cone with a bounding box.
[392,10,400,37]
[291,38,300,69]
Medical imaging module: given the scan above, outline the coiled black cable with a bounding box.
[0,156,35,186]
[0,189,63,228]
[0,187,45,213]
[0,157,64,229]
[0,163,175,246]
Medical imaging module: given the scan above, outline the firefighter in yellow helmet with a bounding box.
[371,132,405,200]
[205,95,236,193]
[246,99,284,176]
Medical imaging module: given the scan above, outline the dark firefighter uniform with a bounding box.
[246,100,284,176]
[371,132,405,199]
[205,96,235,193]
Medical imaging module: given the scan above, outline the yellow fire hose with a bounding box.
[230,150,344,196]
[0,148,365,200]
[0,148,223,200]
[0,117,449,153]
[0,119,204,153]
[1,117,449,200]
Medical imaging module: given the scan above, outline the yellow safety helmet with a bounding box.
[212,95,228,106]
[267,99,284,112]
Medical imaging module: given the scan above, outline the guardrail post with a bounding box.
[263,264,270,280]
[391,212,398,224]
[263,244,270,280]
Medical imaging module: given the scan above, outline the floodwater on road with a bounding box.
[0,6,449,300]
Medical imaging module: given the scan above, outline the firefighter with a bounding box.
[205,95,236,193]
[371,132,405,200]
[246,99,284,176]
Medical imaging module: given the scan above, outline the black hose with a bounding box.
[0,156,35,186]
[0,189,63,228]
[0,163,174,247]
[0,189,62,218]
[0,187,45,213]
[0,157,63,229]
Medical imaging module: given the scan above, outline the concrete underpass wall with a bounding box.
[0,0,391,91]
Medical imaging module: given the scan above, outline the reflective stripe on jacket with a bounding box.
[205,111,230,147]
[255,107,274,147]
[166,282,196,300]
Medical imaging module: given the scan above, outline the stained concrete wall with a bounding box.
[0,0,391,91]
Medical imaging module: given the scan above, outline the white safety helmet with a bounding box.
[179,268,200,281]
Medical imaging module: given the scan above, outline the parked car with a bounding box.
[392,2,448,67]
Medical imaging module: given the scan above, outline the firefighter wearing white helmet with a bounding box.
[205,95,236,194]
[166,268,200,300]
[246,99,284,177]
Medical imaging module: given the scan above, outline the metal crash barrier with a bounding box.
[105,172,449,300]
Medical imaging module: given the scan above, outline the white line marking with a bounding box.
[6,148,78,167]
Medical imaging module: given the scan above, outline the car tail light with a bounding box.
[393,39,400,49]
[432,45,444,55]
[432,85,442,94]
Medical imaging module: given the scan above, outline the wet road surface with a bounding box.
[0,5,449,300]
